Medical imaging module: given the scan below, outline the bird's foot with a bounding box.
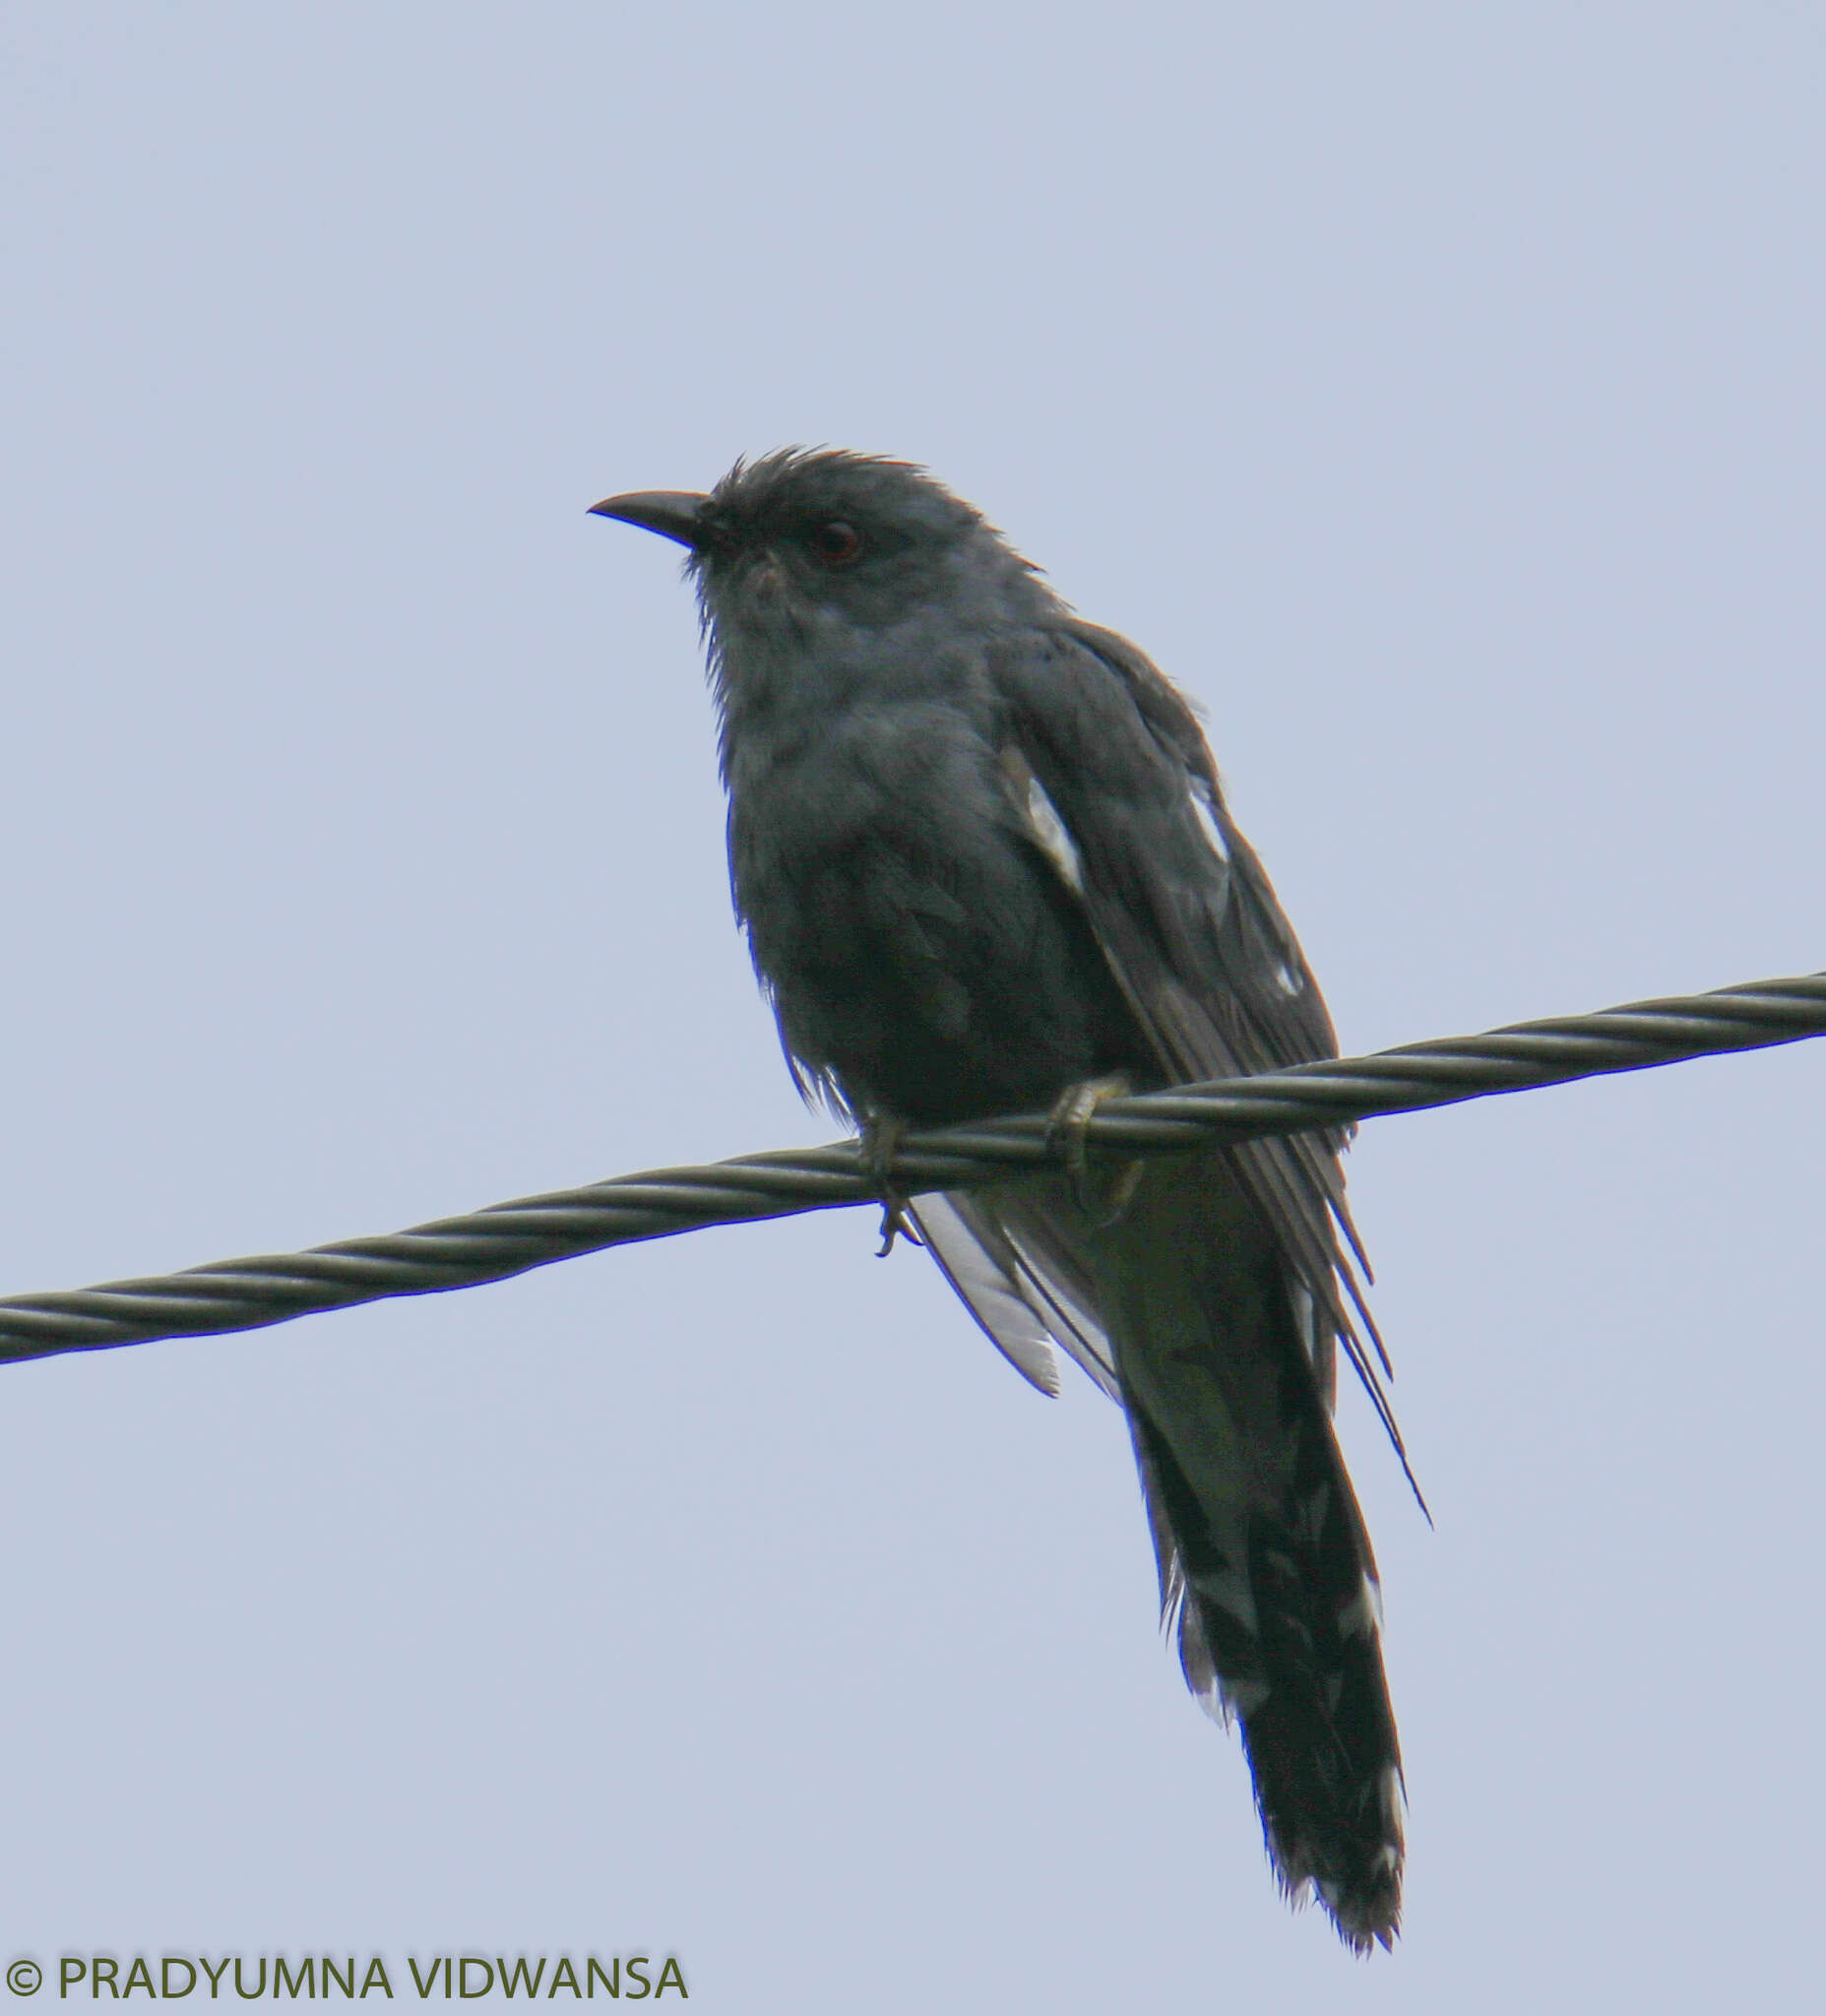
[860,1115,923,1257]
[1046,1074,1145,1225]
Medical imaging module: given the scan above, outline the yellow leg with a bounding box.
[1045,1074,1146,1225]
[860,1114,923,1256]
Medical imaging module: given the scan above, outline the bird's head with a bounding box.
[592,450,1057,713]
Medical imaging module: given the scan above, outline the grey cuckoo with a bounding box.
[592,450,1408,1951]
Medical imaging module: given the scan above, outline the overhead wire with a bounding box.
[2,971,1820,1366]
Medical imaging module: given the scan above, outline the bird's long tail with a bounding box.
[1082,1151,1405,1951]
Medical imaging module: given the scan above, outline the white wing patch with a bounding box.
[1336,1573,1385,1641]
[1022,773,1085,893]
[1189,783,1231,864]
[1001,745,1084,894]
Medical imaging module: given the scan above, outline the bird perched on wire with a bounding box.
[592,450,1409,1952]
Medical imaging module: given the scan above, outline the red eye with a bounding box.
[809,520,863,565]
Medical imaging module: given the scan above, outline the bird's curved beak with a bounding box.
[588,489,710,549]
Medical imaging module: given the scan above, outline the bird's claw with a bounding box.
[1047,1073,1145,1224]
[875,1201,921,1257]
[860,1116,923,1257]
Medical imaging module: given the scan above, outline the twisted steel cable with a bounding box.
[2,970,1821,1367]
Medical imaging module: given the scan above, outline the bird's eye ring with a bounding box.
[809,520,863,566]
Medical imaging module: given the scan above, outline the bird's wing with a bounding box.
[943,619,1407,1947]
[908,1194,1062,1396]
[978,617,1402,1448]
[911,1190,1122,1402]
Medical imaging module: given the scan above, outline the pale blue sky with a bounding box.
[3,6,1824,2008]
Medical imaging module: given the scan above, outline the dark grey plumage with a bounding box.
[593,450,1407,1951]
